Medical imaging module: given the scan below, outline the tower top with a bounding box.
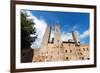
[72,31,80,46]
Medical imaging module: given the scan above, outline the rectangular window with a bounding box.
[58,51,59,54]
[70,50,72,53]
[83,48,85,51]
[66,57,68,60]
[65,50,67,53]
[46,56,47,59]
[87,48,89,51]
[80,53,83,55]
[51,56,52,59]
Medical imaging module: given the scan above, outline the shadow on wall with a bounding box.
[21,49,34,63]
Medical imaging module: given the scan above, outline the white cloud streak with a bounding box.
[61,32,73,42]
[80,29,89,39]
[72,25,78,31]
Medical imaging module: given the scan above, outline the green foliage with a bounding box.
[21,12,37,49]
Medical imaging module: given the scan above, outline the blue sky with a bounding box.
[31,11,89,33]
[22,10,90,48]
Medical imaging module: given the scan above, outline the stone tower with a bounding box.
[54,24,61,46]
[41,25,51,48]
[72,31,80,45]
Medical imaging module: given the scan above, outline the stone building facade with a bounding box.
[32,24,89,62]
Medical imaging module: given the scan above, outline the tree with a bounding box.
[21,12,37,49]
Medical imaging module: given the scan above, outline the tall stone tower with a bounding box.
[41,25,51,48]
[54,24,61,46]
[72,31,80,45]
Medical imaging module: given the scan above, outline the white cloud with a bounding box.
[80,29,89,39]
[61,29,89,43]
[21,10,47,49]
[81,40,86,44]
[61,32,73,42]
[72,25,78,31]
